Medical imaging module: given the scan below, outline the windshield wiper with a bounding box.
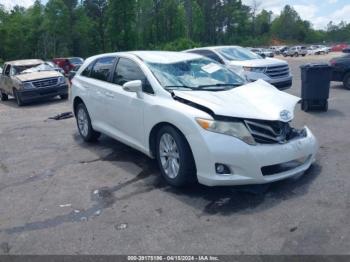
[196,83,242,90]
[164,85,195,90]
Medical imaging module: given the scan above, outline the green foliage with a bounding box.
[0,1,349,61]
[157,38,200,51]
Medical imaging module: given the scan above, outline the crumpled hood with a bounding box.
[173,79,300,122]
[14,71,62,82]
[228,58,287,67]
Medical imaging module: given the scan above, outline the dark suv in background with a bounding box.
[330,54,350,90]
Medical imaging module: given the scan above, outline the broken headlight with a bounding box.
[196,118,256,145]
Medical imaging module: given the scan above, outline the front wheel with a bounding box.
[13,88,24,106]
[156,126,196,187]
[75,103,100,142]
[0,91,8,101]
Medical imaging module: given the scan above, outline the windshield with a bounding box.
[21,64,56,74]
[11,64,41,75]
[146,58,245,91]
[217,47,262,61]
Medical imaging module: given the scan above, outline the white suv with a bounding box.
[185,46,292,90]
[72,51,317,187]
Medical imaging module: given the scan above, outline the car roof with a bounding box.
[186,46,241,52]
[129,51,202,64]
[6,59,44,66]
[87,51,203,64]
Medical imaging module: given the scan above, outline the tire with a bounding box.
[323,100,328,112]
[294,53,299,57]
[302,100,309,112]
[156,125,196,187]
[13,88,24,106]
[60,94,69,100]
[283,53,287,57]
[343,73,350,90]
[75,103,101,142]
[302,54,306,57]
[0,91,8,101]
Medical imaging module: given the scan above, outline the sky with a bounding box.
[0,0,349,30]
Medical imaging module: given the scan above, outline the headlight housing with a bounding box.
[22,82,35,90]
[243,67,266,73]
[196,118,256,145]
[58,76,66,85]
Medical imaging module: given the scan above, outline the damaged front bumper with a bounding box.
[17,85,68,102]
[187,126,318,187]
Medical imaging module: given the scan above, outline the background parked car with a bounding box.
[45,61,65,74]
[283,46,307,57]
[249,48,274,58]
[330,54,350,89]
[53,57,84,74]
[186,46,292,90]
[68,65,81,84]
[0,59,68,105]
[331,43,349,52]
[342,47,350,53]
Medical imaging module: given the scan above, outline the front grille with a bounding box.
[32,78,58,88]
[245,119,304,144]
[266,65,290,79]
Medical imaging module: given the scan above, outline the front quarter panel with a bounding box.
[143,95,211,156]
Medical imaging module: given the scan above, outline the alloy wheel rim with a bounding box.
[159,133,180,179]
[77,108,89,137]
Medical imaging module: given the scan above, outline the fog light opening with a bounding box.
[215,163,231,175]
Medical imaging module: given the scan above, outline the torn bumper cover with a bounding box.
[17,84,68,102]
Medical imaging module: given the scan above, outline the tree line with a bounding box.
[0,0,350,62]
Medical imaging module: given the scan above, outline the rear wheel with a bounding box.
[323,100,328,112]
[156,125,196,187]
[0,91,8,101]
[294,53,299,57]
[75,103,100,142]
[13,88,24,106]
[343,73,350,90]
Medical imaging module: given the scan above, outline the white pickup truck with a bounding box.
[186,46,292,90]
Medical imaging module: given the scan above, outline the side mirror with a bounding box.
[123,80,143,98]
[261,53,266,59]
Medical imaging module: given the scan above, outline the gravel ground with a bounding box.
[0,52,349,255]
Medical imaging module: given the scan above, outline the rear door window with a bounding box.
[89,57,116,82]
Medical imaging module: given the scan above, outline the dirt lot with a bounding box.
[0,53,349,255]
